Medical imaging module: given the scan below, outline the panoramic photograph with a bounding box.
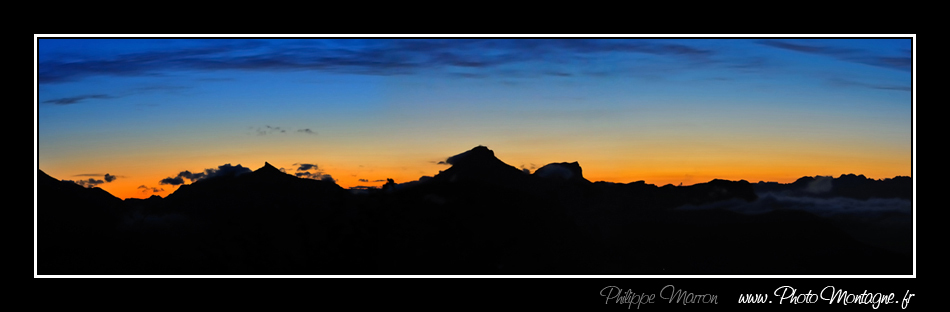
[35,37,914,275]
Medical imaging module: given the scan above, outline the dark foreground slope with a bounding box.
[38,170,126,274]
[36,147,912,275]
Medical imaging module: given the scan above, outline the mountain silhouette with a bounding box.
[36,146,912,275]
[38,169,126,274]
[533,161,589,183]
[754,174,912,200]
[255,161,283,175]
[165,161,345,206]
[427,145,533,189]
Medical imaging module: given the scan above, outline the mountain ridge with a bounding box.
[36,146,912,274]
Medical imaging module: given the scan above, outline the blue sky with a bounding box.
[35,36,914,199]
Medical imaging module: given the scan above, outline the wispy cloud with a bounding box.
[68,173,119,187]
[37,39,723,84]
[65,178,105,188]
[137,185,164,193]
[827,77,912,92]
[357,178,387,183]
[251,125,317,136]
[43,94,116,105]
[253,125,286,136]
[758,39,911,72]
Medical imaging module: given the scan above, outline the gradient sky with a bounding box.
[35,36,914,199]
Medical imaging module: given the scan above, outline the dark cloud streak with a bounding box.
[757,39,912,72]
[828,77,912,92]
[137,185,164,193]
[357,178,386,183]
[253,125,315,136]
[66,178,106,188]
[296,163,317,171]
[43,94,116,105]
[71,173,118,185]
[38,39,721,84]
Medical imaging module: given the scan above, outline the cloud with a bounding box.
[203,164,251,179]
[349,186,379,190]
[74,173,120,182]
[66,178,106,188]
[758,40,850,54]
[252,125,316,136]
[254,125,286,136]
[38,39,722,84]
[677,192,912,222]
[37,42,259,83]
[293,162,335,182]
[160,164,251,185]
[520,163,537,174]
[827,77,911,92]
[137,185,164,193]
[297,171,334,181]
[83,179,104,186]
[176,170,207,182]
[533,163,575,180]
[296,163,318,171]
[805,176,833,194]
[757,39,911,72]
[43,94,116,105]
[132,85,191,93]
[160,176,185,186]
[42,84,194,107]
[69,173,118,186]
[357,178,387,183]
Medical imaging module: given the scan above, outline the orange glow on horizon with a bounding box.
[84,164,911,200]
[40,141,911,200]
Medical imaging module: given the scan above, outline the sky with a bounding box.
[35,36,914,199]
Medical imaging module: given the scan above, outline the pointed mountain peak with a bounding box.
[255,162,284,175]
